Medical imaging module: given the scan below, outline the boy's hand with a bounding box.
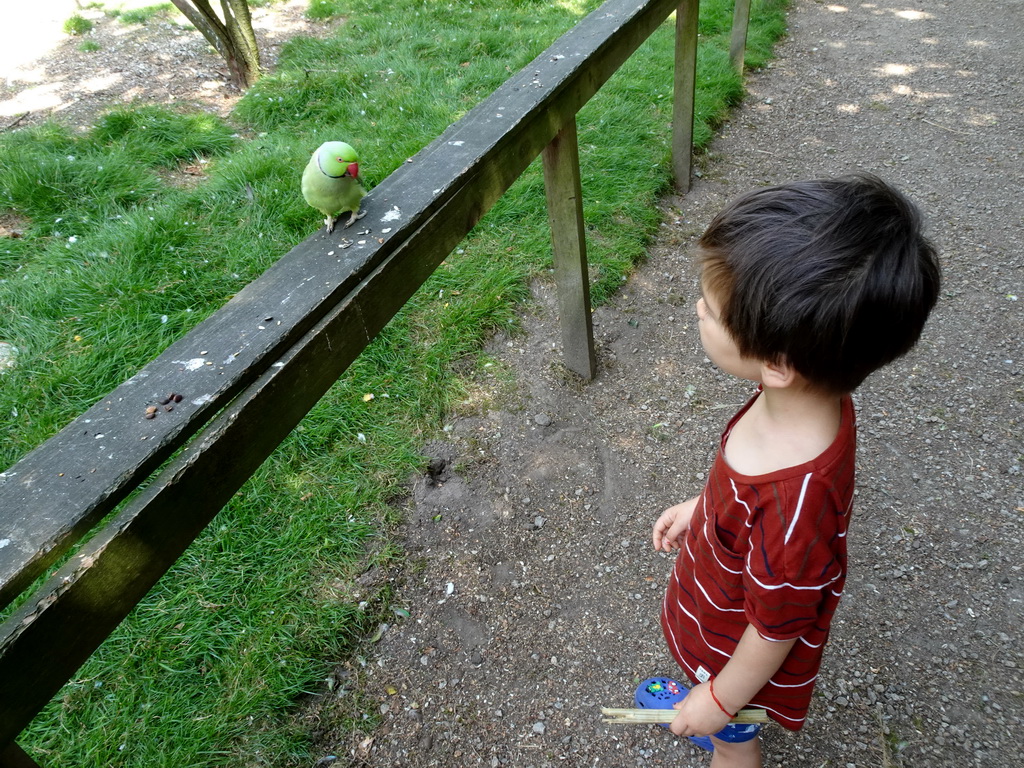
[670,626,797,738]
[652,496,699,551]
[668,682,732,738]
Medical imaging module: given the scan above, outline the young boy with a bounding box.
[646,174,940,767]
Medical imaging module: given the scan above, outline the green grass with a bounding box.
[116,3,176,25]
[1,0,788,765]
[305,0,346,20]
[101,1,186,25]
[63,14,94,35]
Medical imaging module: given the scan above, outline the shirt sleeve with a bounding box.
[742,473,845,642]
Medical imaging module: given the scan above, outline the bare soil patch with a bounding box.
[0,0,328,132]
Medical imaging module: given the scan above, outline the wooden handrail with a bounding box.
[0,0,750,759]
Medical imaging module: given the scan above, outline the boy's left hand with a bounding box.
[652,496,699,551]
[667,682,733,738]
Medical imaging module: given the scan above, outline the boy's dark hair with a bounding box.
[698,173,941,393]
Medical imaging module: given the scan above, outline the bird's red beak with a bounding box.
[347,162,359,178]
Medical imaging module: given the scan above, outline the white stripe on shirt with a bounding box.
[784,473,813,545]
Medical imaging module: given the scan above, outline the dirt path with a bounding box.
[313,2,1024,767]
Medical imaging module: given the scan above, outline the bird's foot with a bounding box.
[325,216,336,234]
[343,210,366,228]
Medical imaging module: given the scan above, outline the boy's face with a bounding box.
[696,287,762,382]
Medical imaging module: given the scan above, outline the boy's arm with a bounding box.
[652,495,701,551]
[669,624,797,737]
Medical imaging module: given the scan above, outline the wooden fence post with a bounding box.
[542,118,597,380]
[0,742,41,768]
[730,0,752,73]
[672,0,700,193]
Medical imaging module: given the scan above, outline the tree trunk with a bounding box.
[170,0,263,90]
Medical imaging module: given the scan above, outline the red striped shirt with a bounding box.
[661,392,856,730]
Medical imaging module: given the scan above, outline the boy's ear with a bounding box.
[760,357,798,389]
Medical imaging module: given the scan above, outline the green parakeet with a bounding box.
[302,141,366,233]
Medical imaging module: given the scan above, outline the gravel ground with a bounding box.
[306,1,1023,766]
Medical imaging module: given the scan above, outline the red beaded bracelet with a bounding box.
[709,679,736,718]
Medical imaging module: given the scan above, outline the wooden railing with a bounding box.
[0,0,751,763]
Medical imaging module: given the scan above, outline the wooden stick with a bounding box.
[1,113,30,133]
[601,707,771,725]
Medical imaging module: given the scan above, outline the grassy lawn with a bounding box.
[0,0,787,764]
